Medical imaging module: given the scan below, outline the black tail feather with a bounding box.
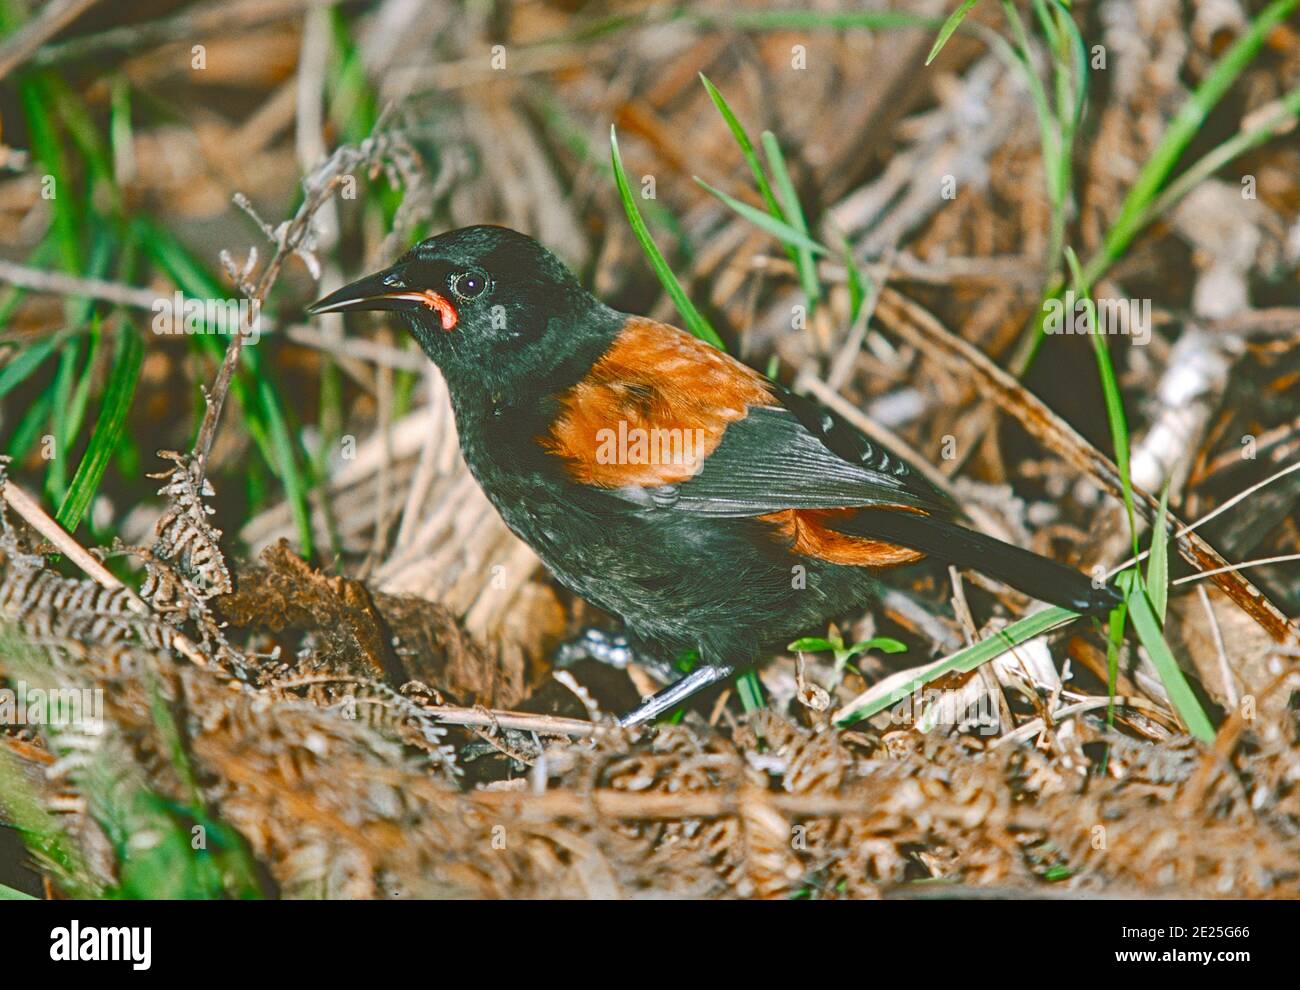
[840,509,1122,615]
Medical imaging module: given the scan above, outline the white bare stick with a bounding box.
[1104,460,1300,578]
[270,675,606,736]
[1172,553,1300,586]
[1196,584,1237,708]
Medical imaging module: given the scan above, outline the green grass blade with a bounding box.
[0,721,93,897]
[1122,572,1215,742]
[1137,85,1300,231]
[1053,0,1089,126]
[146,677,263,897]
[1066,248,1203,740]
[135,220,316,535]
[130,206,303,524]
[0,335,61,400]
[698,72,814,292]
[260,374,315,560]
[0,882,35,900]
[46,338,82,501]
[610,126,723,348]
[760,131,821,306]
[759,131,815,237]
[698,74,785,220]
[1014,0,1299,375]
[1147,483,1171,623]
[694,177,828,256]
[55,324,143,532]
[56,236,116,479]
[1092,325,1135,552]
[53,274,117,504]
[64,318,104,464]
[1029,0,1061,49]
[1098,0,1299,270]
[327,7,382,144]
[7,390,54,460]
[1000,1,1062,205]
[1065,247,1138,557]
[18,79,79,272]
[837,606,1079,726]
[737,669,765,715]
[843,241,869,322]
[926,0,981,64]
[1105,593,1128,728]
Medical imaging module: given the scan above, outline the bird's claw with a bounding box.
[555,627,679,684]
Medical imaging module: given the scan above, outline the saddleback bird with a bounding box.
[309,226,1121,726]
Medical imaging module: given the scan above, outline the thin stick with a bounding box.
[269,676,608,736]
[406,704,606,738]
[1172,553,1300,586]
[282,324,425,370]
[469,785,1051,827]
[1196,584,1237,708]
[0,258,156,309]
[1,481,132,599]
[192,123,397,478]
[991,696,1171,748]
[0,254,420,369]
[0,0,101,81]
[1106,460,1300,578]
[1205,308,1300,338]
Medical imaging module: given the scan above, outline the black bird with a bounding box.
[309,225,1120,726]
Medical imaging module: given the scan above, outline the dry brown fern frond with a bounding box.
[146,450,232,602]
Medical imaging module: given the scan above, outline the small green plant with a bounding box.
[789,631,907,677]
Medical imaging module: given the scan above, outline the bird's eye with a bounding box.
[450,271,488,300]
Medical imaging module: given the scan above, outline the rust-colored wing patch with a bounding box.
[543,317,775,487]
[759,508,926,568]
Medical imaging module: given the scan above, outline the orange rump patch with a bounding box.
[759,508,926,568]
[543,317,775,487]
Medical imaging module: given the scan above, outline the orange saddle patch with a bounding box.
[760,507,926,568]
[543,317,775,487]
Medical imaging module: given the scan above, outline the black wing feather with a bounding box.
[614,399,956,519]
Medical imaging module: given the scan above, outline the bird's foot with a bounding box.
[555,626,678,684]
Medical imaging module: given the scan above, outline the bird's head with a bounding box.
[308,225,615,391]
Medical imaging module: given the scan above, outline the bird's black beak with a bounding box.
[307,265,459,330]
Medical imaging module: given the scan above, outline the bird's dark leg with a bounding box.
[617,662,735,728]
